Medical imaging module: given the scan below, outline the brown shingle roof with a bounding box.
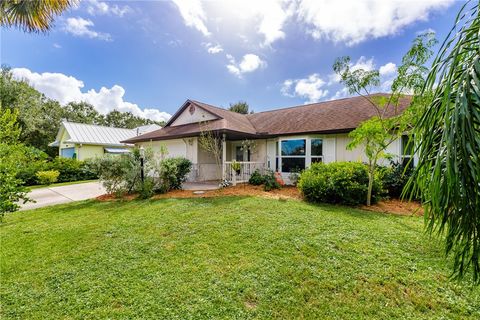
[122,94,411,143]
[247,94,411,135]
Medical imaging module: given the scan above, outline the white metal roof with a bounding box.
[49,121,161,147]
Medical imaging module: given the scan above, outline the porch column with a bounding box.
[222,133,226,180]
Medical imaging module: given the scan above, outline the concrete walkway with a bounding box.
[21,181,106,211]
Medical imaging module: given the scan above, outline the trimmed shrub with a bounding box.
[90,155,133,197]
[157,157,192,191]
[35,170,60,185]
[17,156,98,186]
[298,162,382,206]
[378,161,413,198]
[263,171,281,191]
[138,177,156,199]
[248,169,265,185]
[50,158,97,183]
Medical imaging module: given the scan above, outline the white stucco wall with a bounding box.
[170,105,218,126]
[138,139,188,159]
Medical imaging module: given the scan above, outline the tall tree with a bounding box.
[408,1,480,283]
[104,110,164,129]
[0,0,75,33]
[0,67,64,156]
[0,107,29,219]
[63,101,105,125]
[228,101,251,114]
[333,32,436,206]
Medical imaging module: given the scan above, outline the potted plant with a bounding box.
[231,161,241,175]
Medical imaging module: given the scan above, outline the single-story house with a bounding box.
[122,94,414,183]
[49,121,161,161]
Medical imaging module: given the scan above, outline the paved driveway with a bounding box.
[21,181,106,211]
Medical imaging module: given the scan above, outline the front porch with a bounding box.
[186,135,268,184]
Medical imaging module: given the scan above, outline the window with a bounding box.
[281,139,306,172]
[401,135,414,167]
[235,146,244,161]
[311,138,323,163]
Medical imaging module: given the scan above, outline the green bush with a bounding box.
[248,169,265,185]
[35,170,60,185]
[50,158,97,183]
[138,177,156,199]
[298,162,382,206]
[263,171,281,191]
[377,161,413,199]
[17,156,98,186]
[157,157,192,191]
[90,155,135,197]
[248,170,280,191]
[15,147,49,185]
[91,150,191,198]
[0,144,30,219]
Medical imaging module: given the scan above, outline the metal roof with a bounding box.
[50,121,161,147]
[104,148,131,153]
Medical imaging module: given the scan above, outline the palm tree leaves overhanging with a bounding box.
[0,0,76,33]
[408,0,480,283]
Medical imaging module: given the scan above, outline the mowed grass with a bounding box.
[1,197,479,319]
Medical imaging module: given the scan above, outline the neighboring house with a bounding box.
[49,121,161,161]
[122,94,414,183]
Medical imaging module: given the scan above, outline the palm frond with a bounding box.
[0,0,76,33]
[408,0,480,283]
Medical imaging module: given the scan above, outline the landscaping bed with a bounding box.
[97,183,422,216]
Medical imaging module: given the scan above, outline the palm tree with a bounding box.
[408,1,480,283]
[0,0,76,33]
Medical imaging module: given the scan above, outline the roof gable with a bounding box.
[169,101,219,127]
[166,100,220,127]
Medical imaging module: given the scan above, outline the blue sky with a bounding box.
[1,0,464,121]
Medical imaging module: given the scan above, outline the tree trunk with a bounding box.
[367,169,374,206]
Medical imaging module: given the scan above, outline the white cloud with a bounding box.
[255,0,295,46]
[204,42,223,54]
[171,0,452,47]
[379,62,397,76]
[53,43,62,49]
[296,0,453,45]
[281,73,329,103]
[327,56,375,85]
[285,57,399,102]
[86,0,131,17]
[226,54,266,77]
[63,17,112,41]
[171,0,292,46]
[172,0,210,36]
[351,56,375,72]
[329,87,351,101]
[11,68,171,123]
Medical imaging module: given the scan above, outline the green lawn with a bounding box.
[27,179,98,190]
[1,197,479,319]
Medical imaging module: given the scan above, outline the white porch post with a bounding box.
[222,133,226,180]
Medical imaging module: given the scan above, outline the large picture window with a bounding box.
[281,139,306,172]
[278,138,324,173]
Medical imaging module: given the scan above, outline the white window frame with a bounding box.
[277,136,325,173]
[400,135,414,165]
